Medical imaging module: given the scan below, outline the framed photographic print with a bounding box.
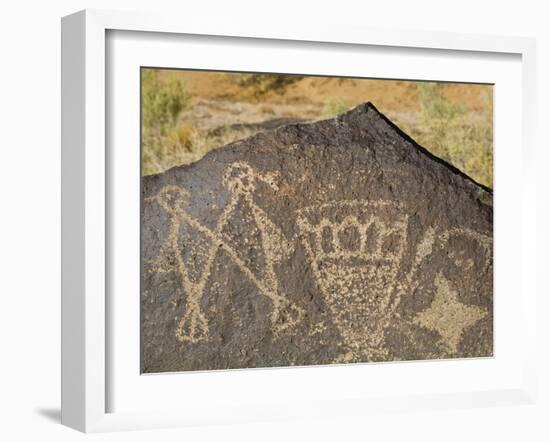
[61,9,537,432]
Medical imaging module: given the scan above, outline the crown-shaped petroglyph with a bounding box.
[296,200,409,361]
[297,201,408,266]
[145,160,492,361]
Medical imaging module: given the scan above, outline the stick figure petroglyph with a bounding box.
[146,185,210,343]
[146,161,304,343]
[146,159,491,359]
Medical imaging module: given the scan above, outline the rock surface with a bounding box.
[141,102,493,373]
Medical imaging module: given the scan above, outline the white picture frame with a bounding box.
[61,9,537,433]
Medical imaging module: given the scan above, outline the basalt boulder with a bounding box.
[141,102,493,373]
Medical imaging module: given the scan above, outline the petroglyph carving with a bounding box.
[439,227,493,272]
[297,202,492,360]
[146,185,209,343]
[409,228,491,353]
[146,161,304,343]
[140,104,494,372]
[146,160,491,356]
[296,200,409,360]
[413,272,488,352]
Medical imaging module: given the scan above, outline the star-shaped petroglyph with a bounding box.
[413,273,487,353]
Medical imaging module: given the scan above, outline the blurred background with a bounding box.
[141,69,493,188]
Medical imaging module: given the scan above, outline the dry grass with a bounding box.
[394,83,493,187]
[141,70,492,188]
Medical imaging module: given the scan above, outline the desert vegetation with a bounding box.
[141,69,493,188]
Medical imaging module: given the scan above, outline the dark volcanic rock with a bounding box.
[141,102,493,373]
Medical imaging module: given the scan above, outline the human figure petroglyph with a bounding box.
[139,103,495,372]
[146,161,304,343]
[146,159,491,356]
[221,162,305,334]
[146,185,210,343]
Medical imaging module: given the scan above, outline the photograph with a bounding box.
[140,68,493,373]
[1,0,544,438]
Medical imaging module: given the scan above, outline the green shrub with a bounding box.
[230,73,303,96]
[322,97,350,117]
[414,83,493,188]
[141,69,191,175]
